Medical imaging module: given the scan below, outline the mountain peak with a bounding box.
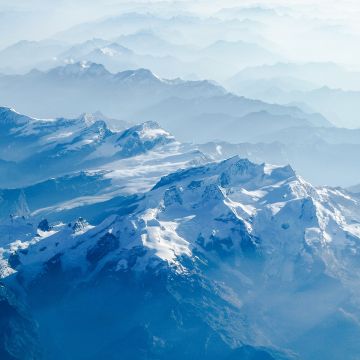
[115,121,175,157]
[0,107,32,126]
[77,112,110,127]
[97,43,133,56]
[118,120,174,142]
[48,61,110,78]
[115,68,162,83]
[153,156,296,192]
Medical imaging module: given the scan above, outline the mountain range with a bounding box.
[228,63,360,128]
[1,104,358,189]
[0,62,331,145]
[0,30,279,80]
[1,109,360,359]
[0,62,225,119]
[1,3,360,360]
[0,107,208,221]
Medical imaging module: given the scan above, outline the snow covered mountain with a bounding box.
[1,107,360,359]
[0,107,205,188]
[0,107,208,228]
[1,153,360,359]
[17,155,358,281]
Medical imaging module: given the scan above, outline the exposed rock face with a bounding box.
[37,219,51,232]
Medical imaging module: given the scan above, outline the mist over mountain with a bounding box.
[229,62,360,91]
[0,62,224,117]
[0,63,331,144]
[1,1,360,359]
[228,63,360,128]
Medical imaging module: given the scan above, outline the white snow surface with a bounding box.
[2,156,360,285]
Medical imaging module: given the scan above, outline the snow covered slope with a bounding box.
[0,107,206,189]
[2,157,360,359]
[0,107,209,231]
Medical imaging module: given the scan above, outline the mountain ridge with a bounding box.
[1,155,360,359]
